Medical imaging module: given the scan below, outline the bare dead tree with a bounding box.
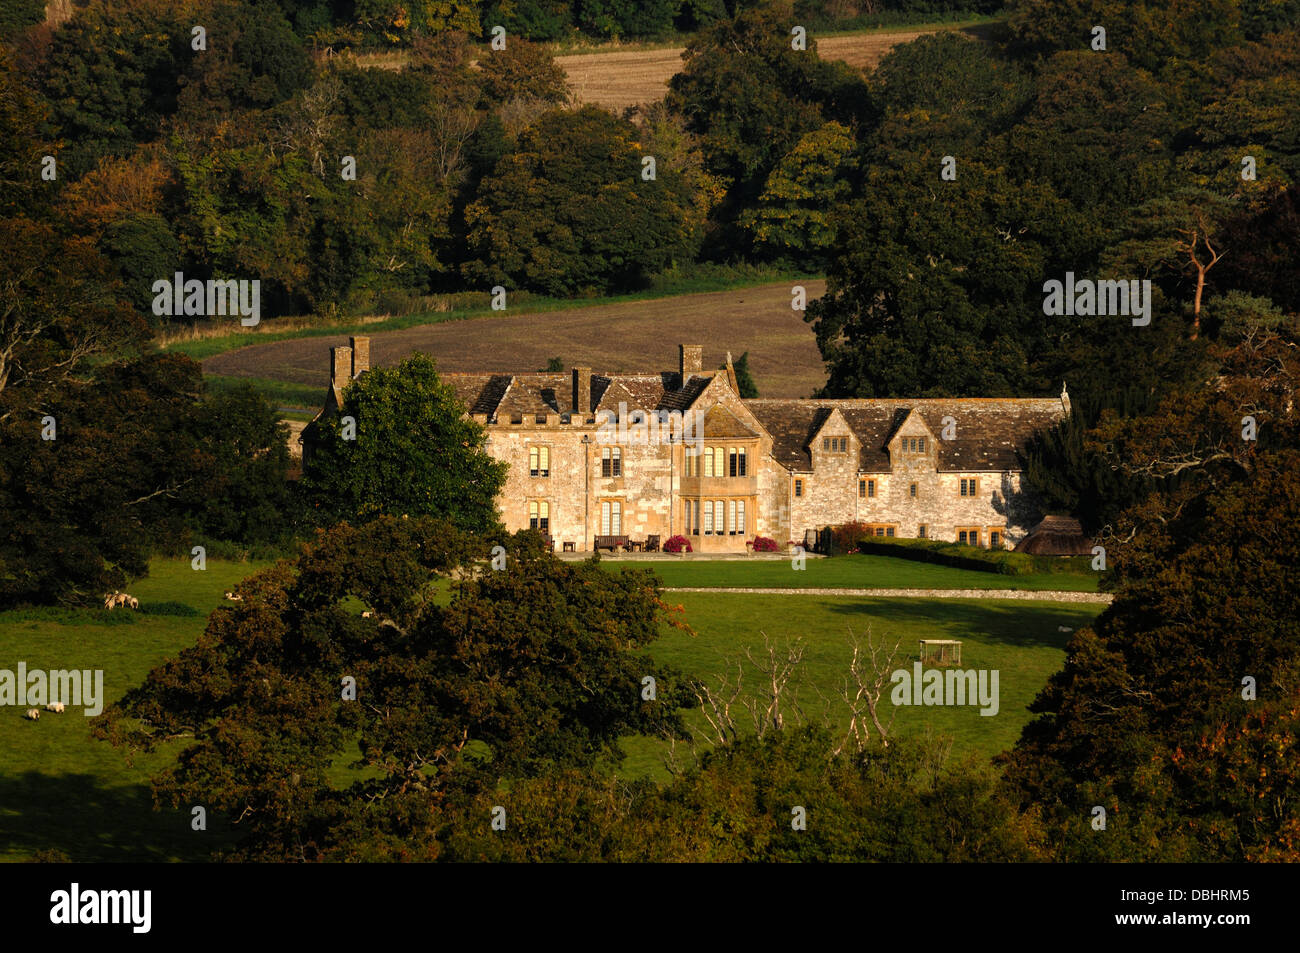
[832,626,903,755]
[496,95,554,140]
[427,101,480,186]
[740,633,805,738]
[690,659,745,747]
[271,75,342,178]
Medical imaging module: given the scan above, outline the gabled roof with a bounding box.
[745,398,1066,472]
[444,374,514,416]
[440,370,720,419]
[701,403,758,439]
[595,375,669,415]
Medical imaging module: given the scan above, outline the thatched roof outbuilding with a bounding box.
[1014,516,1093,556]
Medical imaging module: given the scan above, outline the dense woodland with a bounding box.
[2,0,1299,861]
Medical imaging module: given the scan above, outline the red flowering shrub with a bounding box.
[664,535,692,553]
[830,521,871,554]
[752,536,778,552]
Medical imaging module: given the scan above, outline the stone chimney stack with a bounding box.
[573,366,592,415]
[331,346,353,386]
[679,344,703,381]
[350,336,370,378]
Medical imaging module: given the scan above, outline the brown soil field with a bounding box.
[558,24,991,112]
[202,280,829,400]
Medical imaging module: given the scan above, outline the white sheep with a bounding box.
[1057,625,1074,633]
[24,709,40,721]
[224,591,243,601]
[361,610,374,618]
[126,596,139,609]
[45,702,66,713]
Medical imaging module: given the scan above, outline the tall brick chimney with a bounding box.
[350,336,370,378]
[680,344,703,381]
[573,366,592,415]
[331,346,353,386]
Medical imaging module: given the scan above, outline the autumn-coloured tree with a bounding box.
[1003,325,1300,861]
[740,121,857,263]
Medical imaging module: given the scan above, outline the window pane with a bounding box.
[737,500,746,533]
[918,438,925,452]
[738,449,746,476]
[704,501,713,534]
[612,503,621,536]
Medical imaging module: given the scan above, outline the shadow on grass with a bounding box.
[0,770,236,862]
[820,597,1103,651]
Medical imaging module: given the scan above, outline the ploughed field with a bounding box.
[202,280,829,399]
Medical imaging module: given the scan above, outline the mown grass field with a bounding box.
[601,553,1100,592]
[0,554,1101,860]
[620,591,1099,781]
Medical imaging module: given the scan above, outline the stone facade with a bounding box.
[306,338,1070,553]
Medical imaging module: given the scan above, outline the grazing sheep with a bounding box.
[104,591,119,610]
[1057,625,1074,633]
[24,709,40,721]
[224,591,243,601]
[45,703,65,713]
[361,610,374,618]
[126,596,138,609]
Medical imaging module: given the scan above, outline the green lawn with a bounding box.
[601,553,1100,592]
[0,555,1101,860]
[0,558,271,862]
[203,374,324,414]
[619,591,1101,781]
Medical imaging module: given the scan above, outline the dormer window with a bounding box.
[822,437,848,452]
[901,436,926,453]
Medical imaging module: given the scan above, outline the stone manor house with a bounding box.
[308,337,1071,554]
